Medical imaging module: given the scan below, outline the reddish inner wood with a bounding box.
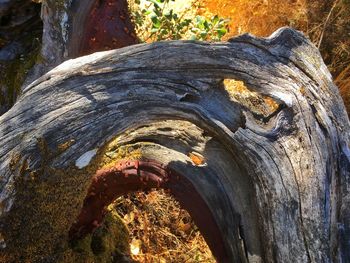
[69,159,229,262]
[79,0,139,56]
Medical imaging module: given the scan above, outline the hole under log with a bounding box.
[114,190,216,262]
[69,159,228,262]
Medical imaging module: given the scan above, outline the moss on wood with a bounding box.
[0,135,156,262]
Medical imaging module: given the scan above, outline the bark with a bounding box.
[31,0,138,83]
[0,27,349,262]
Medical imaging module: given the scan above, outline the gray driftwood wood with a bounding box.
[0,28,349,262]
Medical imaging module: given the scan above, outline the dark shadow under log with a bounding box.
[0,0,42,115]
[0,28,349,262]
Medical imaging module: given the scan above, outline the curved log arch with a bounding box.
[0,28,349,262]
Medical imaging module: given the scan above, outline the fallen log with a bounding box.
[0,28,349,262]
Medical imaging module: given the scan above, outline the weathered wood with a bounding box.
[31,0,138,77]
[0,28,349,262]
[19,0,139,104]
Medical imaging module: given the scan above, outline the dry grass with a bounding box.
[336,65,350,114]
[201,0,308,38]
[113,190,216,263]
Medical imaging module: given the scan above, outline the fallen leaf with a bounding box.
[130,238,141,255]
[189,152,205,166]
[178,220,191,232]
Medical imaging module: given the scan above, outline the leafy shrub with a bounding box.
[131,0,229,42]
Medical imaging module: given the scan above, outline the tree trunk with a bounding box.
[0,27,349,262]
[0,0,138,116]
[32,0,138,82]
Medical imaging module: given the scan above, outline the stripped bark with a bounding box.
[0,28,349,262]
[30,0,138,83]
[0,0,139,116]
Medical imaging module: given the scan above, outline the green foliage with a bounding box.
[131,0,229,42]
